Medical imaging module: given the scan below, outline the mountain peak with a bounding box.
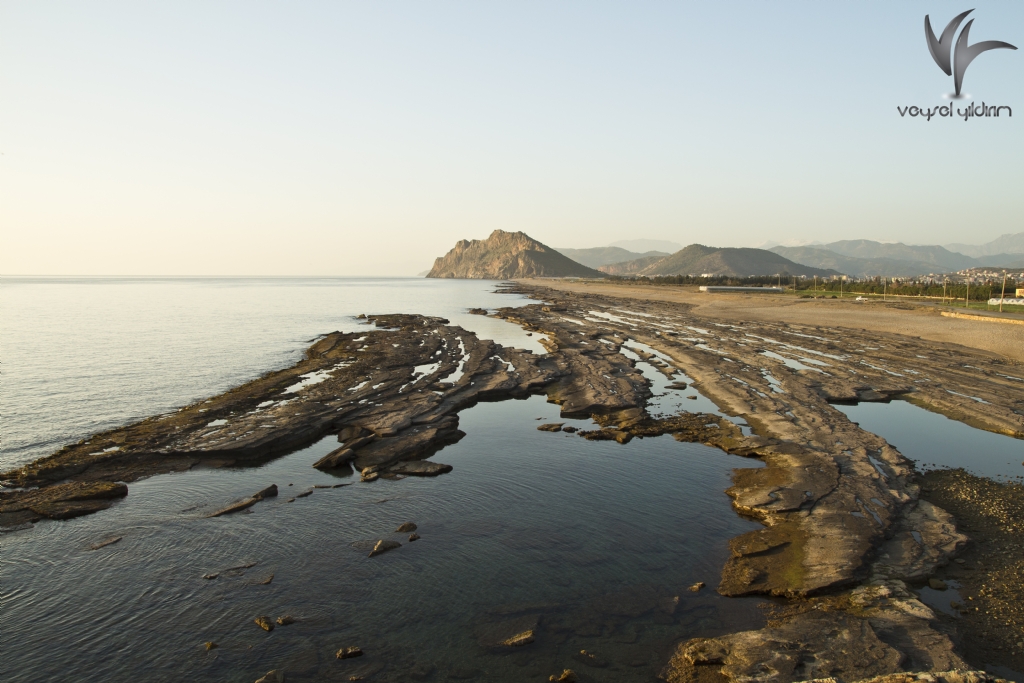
[427,230,605,279]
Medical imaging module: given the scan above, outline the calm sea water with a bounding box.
[836,401,1024,482]
[0,277,546,471]
[1,278,763,683]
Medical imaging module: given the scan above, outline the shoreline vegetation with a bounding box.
[3,282,1023,681]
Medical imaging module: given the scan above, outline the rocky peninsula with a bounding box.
[3,282,1022,682]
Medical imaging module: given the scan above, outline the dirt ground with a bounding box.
[525,280,1024,365]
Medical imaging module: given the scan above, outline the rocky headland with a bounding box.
[3,282,1023,682]
[426,230,605,279]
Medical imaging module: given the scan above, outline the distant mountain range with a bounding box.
[770,236,1024,277]
[603,244,837,278]
[945,232,1024,258]
[427,231,1024,280]
[427,230,605,279]
[554,246,670,268]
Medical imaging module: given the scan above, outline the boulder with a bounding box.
[549,671,577,683]
[336,646,364,660]
[537,423,565,432]
[254,615,274,632]
[254,484,278,499]
[396,522,417,532]
[408,533,420,541]
[276,615,296,626]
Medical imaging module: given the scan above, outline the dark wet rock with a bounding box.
[202,572,219,580]
[254,615,274,632]
[254,573,274,585]
[928,578,947,590]
[388,461,452,477]
[254,484,278,499]
[537,423,564,432]
[548,670,577,683]
[276,615,295,626]
[688,582,705,592]
[336,646,364,659]
[368,539,400,557]
[313,447,354,470]
[395,522,417,532]
[89,536,122,550]
[254,670,283,683]
[295,489,313,498]
[408,532,420,541]
[468,308,488,315]
[0,480,128,522]
[668,381,688,389]
[208,497,260,517]
[561,426,577,433]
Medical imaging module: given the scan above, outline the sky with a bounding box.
[2,1,1022,276]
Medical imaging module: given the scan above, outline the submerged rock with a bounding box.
[537,423,564,432]
[254,671,284,683]
[88,536,122,550]
[549,670,577,683]
[254,615,274,632]
[408,533,420,541]
[388,461,452,477]
[336,646,364,659]
[395,522,417,532]
[501,630,535,647]
[276,615,295,626]
[368,540,400,557]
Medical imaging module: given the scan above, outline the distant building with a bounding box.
[699,286,784,293]
[1017,288,1024,297]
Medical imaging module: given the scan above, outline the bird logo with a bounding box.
[925,9,1016,97]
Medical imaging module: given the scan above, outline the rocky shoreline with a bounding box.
[3,283,1022,682]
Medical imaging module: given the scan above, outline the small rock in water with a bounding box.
[361,472,379,483]
[204,641,218,651]
[688,581,705,592]
[202,572,219,580]
[396,522,417,532]
[336,645,364,659]
[255,573,274,585]
[573,649,608,668]
[254,615,275,632]
[562,426,577,433]
[408,533,420,541]
[276,615,295,626]
[685,395,697,400]
[89,536,122,550]
[368,540,400,557]
[254,670,284,683]
[537,423,564,432]
[468,308,488,315]
[928,578,947,590]
[549,669,578,682]
[501,630,535,647]
[296,489,313,498]
[254,484,278,499]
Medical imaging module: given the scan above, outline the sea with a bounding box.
[0,277,763,683]
[2,277,1021,683]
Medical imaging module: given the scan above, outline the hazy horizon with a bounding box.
[3,2,1022,276]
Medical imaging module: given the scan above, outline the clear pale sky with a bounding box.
[2,1,1021,276]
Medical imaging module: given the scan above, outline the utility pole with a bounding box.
[814,275,817,293]
[840,277,844,298]
[965,278,970,308]
[1000,270,1007,312]
[942,280,946,304]
[883,277,886,301]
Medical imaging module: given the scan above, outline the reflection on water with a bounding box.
[835,400,1024,482]
[2,395,764,683]
[0,277,546,471]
